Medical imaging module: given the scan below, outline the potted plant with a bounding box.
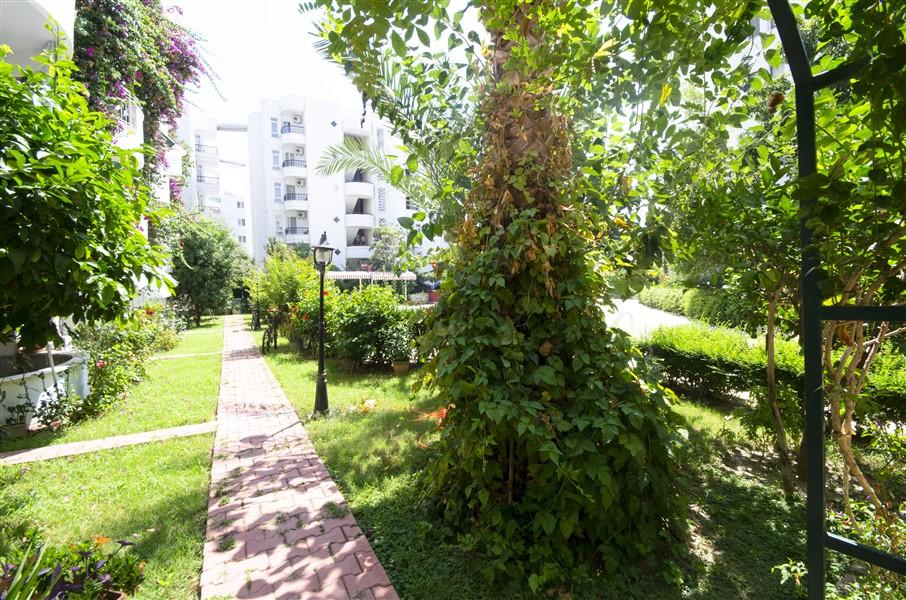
[1,401,31,439]
[386,321,412,376]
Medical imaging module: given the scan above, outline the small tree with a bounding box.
[164,215,248,326]
[369,226,405,272]
[246,243,319,311]
[0,44,166,349]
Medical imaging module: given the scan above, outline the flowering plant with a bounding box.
[73,0,209,178]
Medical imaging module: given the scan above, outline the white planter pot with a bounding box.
[0,352,88,429]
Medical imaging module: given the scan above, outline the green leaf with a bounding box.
[390,165,404,185]
[390,31,406,56]
[398,216,415,229]
[406,154,419,173]
[538,512,556,535]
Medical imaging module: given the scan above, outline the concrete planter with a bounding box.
[0,352,88,433]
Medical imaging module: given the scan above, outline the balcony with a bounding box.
[1,0,76,67]
[196,174,219,186]
[280,123,306,144]
[344,181,373,199]
[283,193,308,212]
[285,226,309,243]
[345,212,374,228]
[282,158,307,179]
[195,143,218,160]
[346,245,371,260]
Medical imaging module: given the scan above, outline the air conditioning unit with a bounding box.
[300,211,308,219]
[296,179,304,186]
[296,147,304,154]
[292,115,302,123]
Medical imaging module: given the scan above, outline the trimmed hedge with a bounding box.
[637,285,752,327]
[639,323,906,423]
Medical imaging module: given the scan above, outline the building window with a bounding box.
[270,117,279,138]
[376,128,384,149]
[272,150,280,170]
[236,201,245,209]
[238,235,247,243]
[406,197,417,210]
[238,218,246,226]
[273,183,282,202]
[377,188,387,212]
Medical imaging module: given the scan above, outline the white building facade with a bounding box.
[179,96,444,269]
[177,114,255,257]
[247,95,433,268]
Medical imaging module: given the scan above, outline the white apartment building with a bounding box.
[178,114,255,257]
[246,95,437,268]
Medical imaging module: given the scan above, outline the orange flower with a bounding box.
[93,535,111,546]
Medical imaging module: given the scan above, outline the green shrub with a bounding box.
[640,323,906,429]
[638,285,754,329]
[327,285,408,369]
[286,284,338,358]
[55,308,181,424]
[637,286,686,314]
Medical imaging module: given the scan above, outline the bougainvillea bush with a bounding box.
[73,0,206,177]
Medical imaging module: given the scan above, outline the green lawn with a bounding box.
[0,435,213,599]
[0,318,223,454]
[262,338,808,599]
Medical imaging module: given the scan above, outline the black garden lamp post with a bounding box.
[312,232,334,415]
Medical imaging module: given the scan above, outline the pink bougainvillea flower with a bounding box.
[86,47,95,58]
[95,360,107,368]
[145,308,154,316]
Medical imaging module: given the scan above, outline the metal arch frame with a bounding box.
[765,1,906,597]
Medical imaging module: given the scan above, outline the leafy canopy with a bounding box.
[0,43,167,348]
[161,214,248,325]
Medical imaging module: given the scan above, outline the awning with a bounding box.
[326,270,417,282]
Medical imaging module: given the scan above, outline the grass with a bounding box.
[0,317,223,453]
[262,337,810,599]
[0,435,213,599]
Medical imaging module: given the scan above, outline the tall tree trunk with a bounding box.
[765,291,795,496]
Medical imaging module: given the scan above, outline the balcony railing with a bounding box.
[280,124,306,135]
[282,158,307,168]
[196,175,219,185]
[195,144,217,155]
[283,193,308,202]
[285,226,309,235]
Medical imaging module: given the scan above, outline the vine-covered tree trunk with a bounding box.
[420,0,681,588]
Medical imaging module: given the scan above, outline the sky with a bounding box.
[173,0,363,120]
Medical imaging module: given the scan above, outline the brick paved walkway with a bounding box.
[200,315,398,600]
[0,421,217,466]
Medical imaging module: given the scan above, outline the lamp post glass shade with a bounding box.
[313,236,334,268]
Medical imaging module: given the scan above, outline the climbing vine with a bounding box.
[73,0,206,178]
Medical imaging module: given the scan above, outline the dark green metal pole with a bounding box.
[314,263,329,414]
[766,2,824,596]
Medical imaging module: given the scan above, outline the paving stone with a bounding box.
[200,316,396,600]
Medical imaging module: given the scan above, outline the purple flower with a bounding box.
[86,47,95,58]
